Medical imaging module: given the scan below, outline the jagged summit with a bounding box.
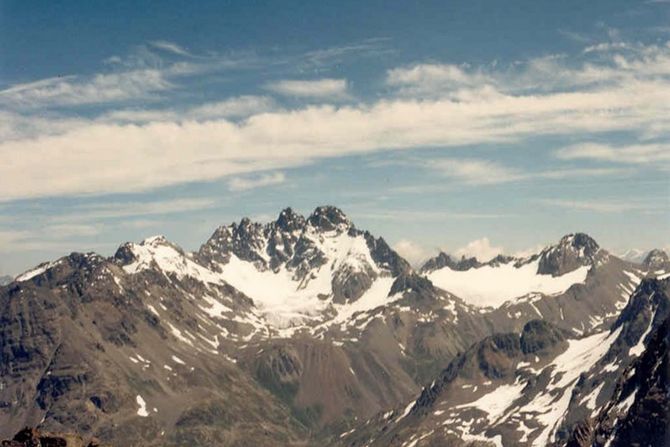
[537,232,601,276]
[306,205,352,231]
[275,206,306,232]
[421,233,601,276]
[642,248,669,270]
[420,233,603,308]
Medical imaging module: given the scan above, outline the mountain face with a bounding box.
[642,248,670,271]
[0,276,12,286]
[566,277,670,447]
[0,206,666,446]
[337,276,670,447]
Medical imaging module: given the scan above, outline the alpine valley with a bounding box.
[1,206,668,447]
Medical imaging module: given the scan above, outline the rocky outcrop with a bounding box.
[536,233,600,276]
[1,427,104,447]
[642,248,669,271]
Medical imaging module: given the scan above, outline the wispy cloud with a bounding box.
[0,40,668,201]
[386,63,493,97]
[265,78,349,99]
[102,95,276,123]
[425,158,629,185]
[0,70,173,107]
[301,38,392,68]
[149,40,194,57]
[427,159,523,184]
[354,209,506,222]
[51,197,221,222]
[0,42,253,109]
[539,198,665,213]
[228,172,287,191]
[555,142,670,165]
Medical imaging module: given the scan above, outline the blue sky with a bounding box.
[1,0,669,274]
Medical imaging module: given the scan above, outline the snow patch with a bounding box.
[426,259,589,307]
[136,395,149,417]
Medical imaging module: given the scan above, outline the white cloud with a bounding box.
[555,142,670,165]
[428,159,523,184]
[386,63,493,96]
[426,158,629,185]
[0,40,668,201]
[539,198,660,213]
[454,238,503,262]
[0,70,172,107]
[392,239,435,266]
[228,172,286,191]
[102,95,276,123]
[50,197,220,222]
[513,244,546,258]
[265,78,349,98]
[149,40,193,57]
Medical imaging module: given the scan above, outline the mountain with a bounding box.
[0,275,12,286]
[567,306,670,447]
[1,206,665,446]
[420,233,651,340]
[642,248,670,271]
[617,248,647,263]
[336,276,670,447]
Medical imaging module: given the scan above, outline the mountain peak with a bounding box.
[275,207,306,232]
[420,252,482,272]
[140,234,170,246]
[537,232,600,276]
[558,232,600,252]
[642,248,669,270]
[306,205,351,231]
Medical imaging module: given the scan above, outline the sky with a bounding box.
[0,0,669,275]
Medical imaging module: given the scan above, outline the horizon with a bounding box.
[1,0,669,275]
[4,204,666,278]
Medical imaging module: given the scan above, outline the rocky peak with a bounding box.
[537,232,600,276]
[519,319,566,355]
[306,206,351,232]
[642,248,669,270]
[274,207,306,232]
[114,235,183,267]
[420,252,482,272]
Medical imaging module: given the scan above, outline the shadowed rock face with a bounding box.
[520,319,567,355]
[1,427,104,447]
[420,253,482,272]
[536,233,600,276]
[567,278,670,447]
[642,248,670,270]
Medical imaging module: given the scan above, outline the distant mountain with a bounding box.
[618,248,648,263]
[0,275,12,286]
[1,206,667,446]
[642,248,670,271]
[617,247,670,270]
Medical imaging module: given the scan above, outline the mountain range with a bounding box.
[1,206,668,447]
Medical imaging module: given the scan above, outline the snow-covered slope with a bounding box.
[335,276,670,447]
[425,258,589,308]
[422,234,602,308]
[114,206,409,331]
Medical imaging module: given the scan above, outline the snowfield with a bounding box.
[122,230,399,330]
[426,259,590,308]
